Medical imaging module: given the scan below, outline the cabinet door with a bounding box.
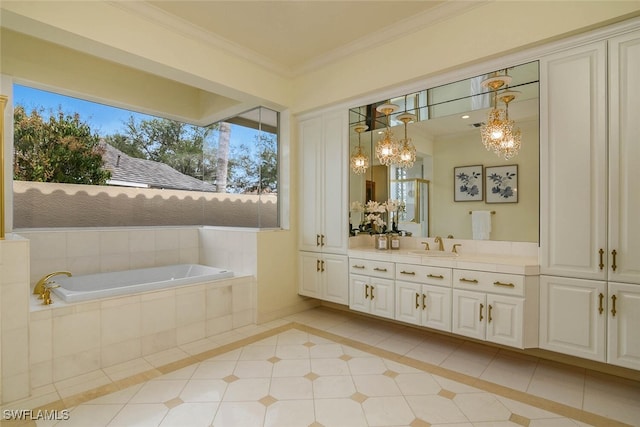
[298,252,321,298]
[608,30,640,284]
[539,276,606,362]
[486,294,523,348]
[349,275,369,314]
[421,285,452,332]
[452,289,485,341]
[369,277,395,319]
[607,282,640,370]
[299,117,324,252]
[320,110,348,254]
[539,41,608,280]
[395,281,421,326]
[322,254,348,305]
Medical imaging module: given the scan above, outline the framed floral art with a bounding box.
[485,165,518,203]
[454,165,483,201]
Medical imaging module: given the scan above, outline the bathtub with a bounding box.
[50,264,233,303]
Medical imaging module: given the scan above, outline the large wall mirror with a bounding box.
[349,61,539,242]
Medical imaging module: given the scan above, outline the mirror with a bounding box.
[349,61,539,242]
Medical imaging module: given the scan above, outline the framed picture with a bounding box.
[454,165,483,201]
[485,165,518,203]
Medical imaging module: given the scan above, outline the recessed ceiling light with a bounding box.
[461,115,470,119]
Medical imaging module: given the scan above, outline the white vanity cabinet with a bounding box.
[298,108,349,303]
[395,263,452,332]
[349,258,395,319]
[452,269,538,349]
[299,252,349,304]
[539,29,640,369]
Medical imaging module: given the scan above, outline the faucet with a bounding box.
[434,236,445,251]
[33,271,71,297]
[421,241,430,250]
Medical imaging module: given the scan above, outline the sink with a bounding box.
[407,250,459,257]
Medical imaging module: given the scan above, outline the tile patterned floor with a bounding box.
[8,307,640,427]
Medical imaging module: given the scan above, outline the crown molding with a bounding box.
[108,1,488,79]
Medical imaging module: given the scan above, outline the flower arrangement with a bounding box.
[358,199,406,234]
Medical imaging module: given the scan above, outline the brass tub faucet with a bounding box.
[34,271,71,297]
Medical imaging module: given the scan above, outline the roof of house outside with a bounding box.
[102,143,217,192]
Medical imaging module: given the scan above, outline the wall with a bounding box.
[432,119,539,242]
[14,181,278,229]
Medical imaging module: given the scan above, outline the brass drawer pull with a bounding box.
[611,294,617,317]
[479,303,484,321]
[365,284,369,299]
[316,259,320,272]
[459,278,478,284]
[598,293,604,314]
[493,281,515,288]
[370,286,375,300]
[599,249,604,270]
[401,271,416,275]
[427,274,444,279]
[352,265,365,269]
[488,304,493,323]
[320,260,325,272]
[415,293,420,309]
[611,250,618,271]
[316,234,320,246]
[373,267,388,272]
[422,294,426,309]
[321,234,325,247]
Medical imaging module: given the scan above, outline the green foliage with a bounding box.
[13,105,111,184]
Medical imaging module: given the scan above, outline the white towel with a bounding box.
[471,210,492,240]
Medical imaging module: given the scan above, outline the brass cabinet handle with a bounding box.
[488,304,493,323]
[611,250,617,271]
[316,259,320,272]
[321,260,325,272]
[460,278,478,284]
[479,303,484,321]
[493,281,515,288]
[427,274,444,279]
[401,271,416,275]
[370,286,375,300]
[373,267,388,272]
[316,234,320,246]
[365,284,369,299]
[611,294,617,317]
[598,293,604,314]
[422,293,427,309]
[599,249,604,270]
[321,234,325,247]
[353,265,365,269]
[415,292,420,309]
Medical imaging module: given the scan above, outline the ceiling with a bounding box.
[132,1,483,76]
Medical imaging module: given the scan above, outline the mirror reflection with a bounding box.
[349,61,539,242]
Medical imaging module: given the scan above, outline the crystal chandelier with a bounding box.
[480,71,522,160]
[375,103,399,166]
[396,113,417,168]
[350,124,369,174]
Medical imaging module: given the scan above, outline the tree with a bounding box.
[13,105,111,184]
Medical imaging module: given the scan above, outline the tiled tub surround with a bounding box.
[29,275,256,392]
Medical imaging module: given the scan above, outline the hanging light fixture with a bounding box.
[495,91,522,160]
[396,113,417,168]
[480,70,523,160]
[375,103,399,166]
[350,124,369,174]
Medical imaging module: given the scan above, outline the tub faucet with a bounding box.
[434,236,445,251]
[34,271,71,297]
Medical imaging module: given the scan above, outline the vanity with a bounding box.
[347,236,539,349]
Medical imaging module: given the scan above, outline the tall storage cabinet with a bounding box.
[298,109,349,304]
[539,28,640,369]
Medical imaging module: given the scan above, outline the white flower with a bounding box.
[350,201,364,212]
[385,199,401,213]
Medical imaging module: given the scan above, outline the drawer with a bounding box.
[453,269,525,296]
[349,258,395,279]
[396,263,452,287]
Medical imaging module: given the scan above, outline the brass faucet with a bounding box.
[33,271,71,297]
[421,241,430,250]
[452,244,462,254]
[41,284,60,305]
[434,236,445,251]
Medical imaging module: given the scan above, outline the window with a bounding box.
[12,84,279,228]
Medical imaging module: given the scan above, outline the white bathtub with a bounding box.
[50,264,233,303]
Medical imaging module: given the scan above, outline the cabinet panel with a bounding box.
[607,282,640,370]
[539,41,608,280]
[487,294,523,348]
[369,277,395,319]
[539,276,606,362]
[396,281,421,325]
[323,254,349,304]
[422,285,452,332]
[452,290,485,340]
[609,30,640,284]
[299,252,321,298]
[349,275,369,314]
[299,117,324,252]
